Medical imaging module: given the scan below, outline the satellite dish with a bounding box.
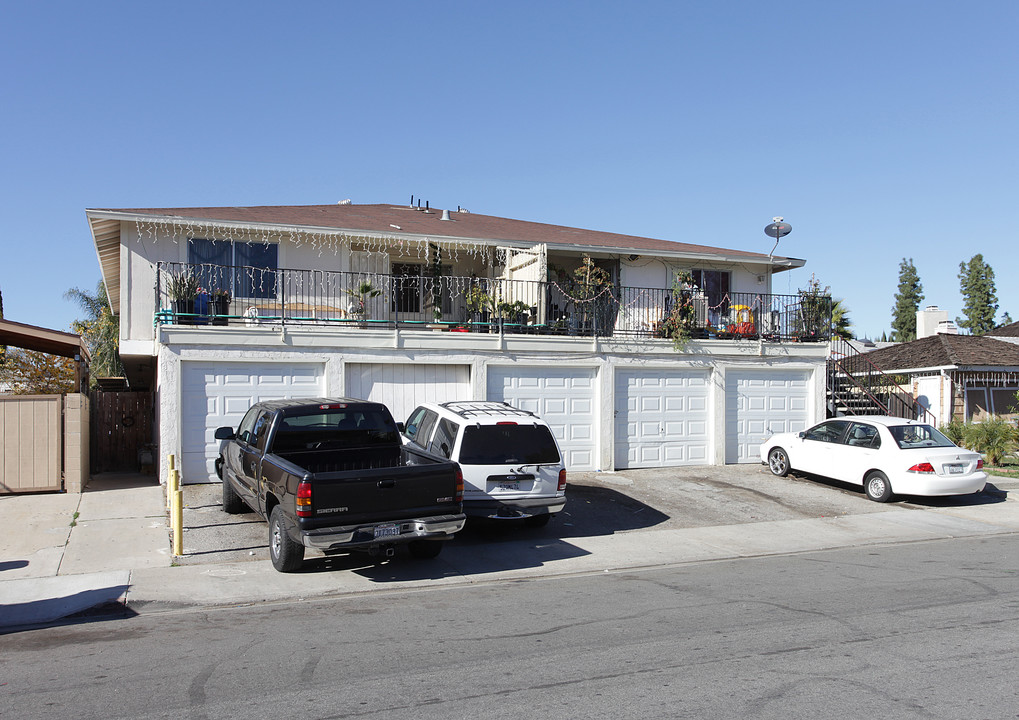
[765,221,792,239]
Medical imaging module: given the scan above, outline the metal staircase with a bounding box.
[827,338,936,424]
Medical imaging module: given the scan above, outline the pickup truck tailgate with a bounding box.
[274,446,459,524]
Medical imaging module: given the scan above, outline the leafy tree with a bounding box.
[0,347,76,394]
[830,298,853,340]
[65,280,123,382]
[1001,311,1013,326]
[957,254,998,335]
[890,258,924,342]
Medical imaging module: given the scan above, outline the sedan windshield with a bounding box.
[887,424,956,450]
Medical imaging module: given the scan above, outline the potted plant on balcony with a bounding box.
[652,271,698,350]
[210,288,231,325]
[168,271,200,324]
[498,300,532,331]
[345,281,382,326]
[466,284,493,331]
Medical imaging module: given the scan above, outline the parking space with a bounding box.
[174,464,1010,568]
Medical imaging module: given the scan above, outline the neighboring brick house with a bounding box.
[856,328,1019,423]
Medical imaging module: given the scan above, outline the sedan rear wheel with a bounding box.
[767,447,790,477]
[864,471,893,503]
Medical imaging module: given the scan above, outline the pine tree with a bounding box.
[957,254,998,335]
[890,259,924,342]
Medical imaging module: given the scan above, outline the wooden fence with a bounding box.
[89,390,154,473]
[0,395,63,493]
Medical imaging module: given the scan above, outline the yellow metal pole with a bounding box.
[167,455,177,510]
[171,470,184,557]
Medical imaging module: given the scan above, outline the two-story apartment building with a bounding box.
[86,202,828,483]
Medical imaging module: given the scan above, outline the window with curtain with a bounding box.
[188,239,278,299]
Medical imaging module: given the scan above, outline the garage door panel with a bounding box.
[615,369,710,469]
[181,361,325,484]
[488,367,597,471]
[725,370,810,464]
[346,363,471,428]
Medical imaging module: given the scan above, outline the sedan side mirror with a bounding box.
[214,426,235,440]
[797,431,806,439]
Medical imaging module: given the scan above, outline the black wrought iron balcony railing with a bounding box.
[155,262,832,343]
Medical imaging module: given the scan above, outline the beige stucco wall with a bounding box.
[63,393,89,493]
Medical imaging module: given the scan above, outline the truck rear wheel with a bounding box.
[408,540,443,559]
[269,505,305,572]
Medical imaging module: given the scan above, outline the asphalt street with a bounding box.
[2,534,1016,720]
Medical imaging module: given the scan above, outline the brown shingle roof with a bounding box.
[988,320,1019,337]
[861,333,1019,372]
[89,203,795,261]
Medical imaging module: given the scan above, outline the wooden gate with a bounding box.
[89,391,154,473]
[0,395,63,493]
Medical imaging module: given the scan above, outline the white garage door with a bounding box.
[346,363,472,428]
[725,369,810,464]
[614,369,710,469]
[180,361,325,484]
[487,366,597,471]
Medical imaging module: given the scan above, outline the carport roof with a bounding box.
[0,318,91,362]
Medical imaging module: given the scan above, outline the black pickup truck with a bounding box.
[214,398,465,572]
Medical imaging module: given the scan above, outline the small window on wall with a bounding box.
[965,387,990,421]
[188,238,278,299]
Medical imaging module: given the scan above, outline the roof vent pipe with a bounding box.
[440,209,452,221]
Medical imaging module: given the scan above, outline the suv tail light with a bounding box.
[455,466,464,503]
[908,462,935,474]
[296,481,313,517]
[557,468,567,492]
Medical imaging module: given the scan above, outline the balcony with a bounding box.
[156,262,832,343]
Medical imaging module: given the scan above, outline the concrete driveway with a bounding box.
[177,463,1009,566]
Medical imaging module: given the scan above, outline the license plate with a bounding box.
[496,482,520,491]
[945,464,964,475]
[373,524,400,539]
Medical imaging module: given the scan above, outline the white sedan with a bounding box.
[760,415,987,502]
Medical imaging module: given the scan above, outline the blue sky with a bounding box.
[2,1,1016,339]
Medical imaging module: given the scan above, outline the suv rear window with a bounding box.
[459,425,561,465]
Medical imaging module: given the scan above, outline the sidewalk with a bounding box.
[2,472,1018,631]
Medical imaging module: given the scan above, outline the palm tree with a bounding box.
[831,298,853,340]
[65,280,123,382]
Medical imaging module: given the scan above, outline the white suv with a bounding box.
[402,401,567,526]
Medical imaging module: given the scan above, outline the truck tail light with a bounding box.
[455,467,464,503]
[296,481,313,517]
[908,462,935,473]
[558,468,567,492]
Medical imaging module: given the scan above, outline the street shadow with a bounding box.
[0,560,30,572]
[0,585,137,635]
[86,474,159,491]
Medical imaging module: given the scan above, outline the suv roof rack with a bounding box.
[440,400,538,420]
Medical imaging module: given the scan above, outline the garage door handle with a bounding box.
[378,479,396,489]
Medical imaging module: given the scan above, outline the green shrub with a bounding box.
[962,416,1018,465]
[939,420,967,447]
